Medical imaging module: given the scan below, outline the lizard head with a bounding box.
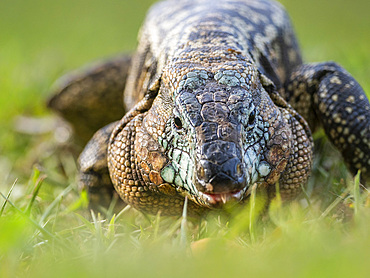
[145,65,291,208]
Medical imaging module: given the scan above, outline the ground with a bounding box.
[0,0,369,277]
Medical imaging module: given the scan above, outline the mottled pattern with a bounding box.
[282,62,370,179]
[108,0,314,214]
[50,0,370,216]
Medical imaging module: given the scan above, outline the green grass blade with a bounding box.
[115,205,132,221]
[180,196,188,247]
[66,189,89,212]
[0,191,66,248]
[74,212,96,233]
[353,171,361,215]
[106,214,116,241]
[106,193,119,219]
[249,183,257,244]
[153,211,161,240]
[25,172,46,216]
[0,178,17,217]
[319,187,351,220]
[39,184,73,225]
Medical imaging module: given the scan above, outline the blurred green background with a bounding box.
[0,0,369,277]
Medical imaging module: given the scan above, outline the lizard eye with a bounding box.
[174,117,183,129]
[248,110,256,128]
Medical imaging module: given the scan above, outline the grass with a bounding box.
[0,0,369,277]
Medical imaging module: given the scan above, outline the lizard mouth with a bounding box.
[198,187,248,206]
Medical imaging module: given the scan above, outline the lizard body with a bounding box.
[49,0,370,215]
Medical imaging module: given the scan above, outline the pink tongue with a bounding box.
[202,190,244,205]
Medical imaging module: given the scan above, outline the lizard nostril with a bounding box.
[197,165,205,180]
[236,163,243,176]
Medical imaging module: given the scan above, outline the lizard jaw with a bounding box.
[197,187,247,206]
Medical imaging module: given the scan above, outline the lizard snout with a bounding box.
[194,157,247,206]
[195,142,247,194]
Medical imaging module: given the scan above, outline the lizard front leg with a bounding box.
[283,62,370,182]
[78,121,125,212]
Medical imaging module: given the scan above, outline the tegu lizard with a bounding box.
[48,0,370,215]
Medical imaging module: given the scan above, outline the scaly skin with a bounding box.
[109,0,315,215]
[50,0,370,216]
